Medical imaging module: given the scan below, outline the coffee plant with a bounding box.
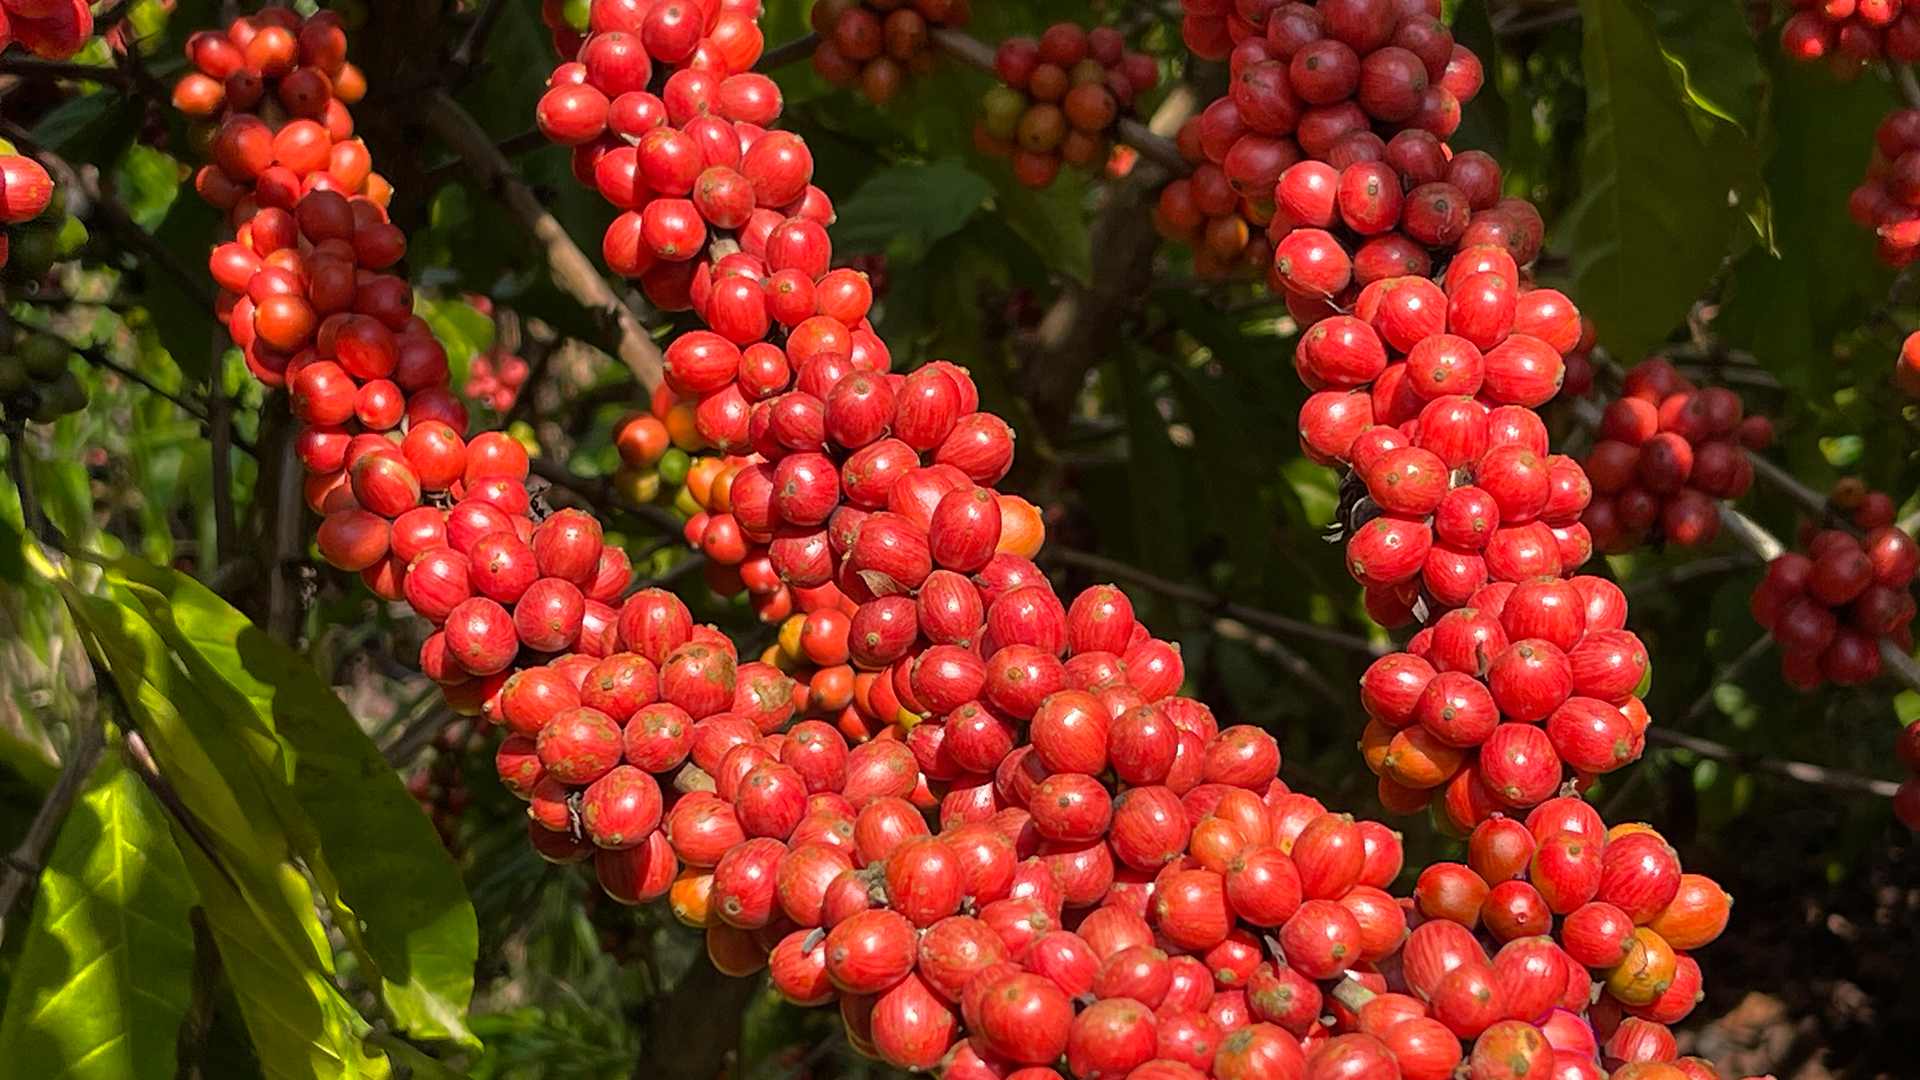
[0,2,1918,1079]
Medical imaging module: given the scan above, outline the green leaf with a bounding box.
[144,192,220,387]
[1569,0,1736,365]
[51,588,387,1080]
[416,298,495,369]
[1652,0,1762,134]
[103,563,477,1044]
[175,846,392,1080]
[1717,51,1894,399]
[0,751,197,1080]
[988,165,1092,284]
[832,160,996,261]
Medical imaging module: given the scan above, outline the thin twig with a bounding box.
[380,701,459,769]
[1643,726,1901,798]
[754,32,821,73]
[0,57,132,90]
[121,729,240,894]
[1621,552,1760,599]
[70,343,258,457]
[445,0,512,83]
[3,419,65,551]
[528,456,686,537]
[421,128,546,190]
[1039,545,1386,656]
[1744,449,1831,520]
[0,715,105,946]
[421,89,665,392]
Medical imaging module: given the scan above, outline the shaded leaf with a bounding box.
[1569,0,1735,365]
[0,514,21,585]
[1652,0,1763,134]
[144,192,221,387]
[0,752,197,1080]
[832,160,996,260]
[176,847,392,1080]
[1717,50,1894,399]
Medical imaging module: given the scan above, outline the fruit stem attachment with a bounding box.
[1329,972,1377,1014]
[420,89,666,392]
[754,32,822,74]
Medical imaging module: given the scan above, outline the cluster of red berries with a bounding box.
[1358,575,1651,824]
[170,9,378,213]
[1749,478,1917,689]
[1316,254,1591,622]
[0,0,92,60]
[460,298,532,415]
[1579,358,1774,554]
[1847,108,1920,268]
[1847,108,1920,389]
[1405,804,1731,1077]
[973,25,1160,189]
[1157,0,1501,281]
[1779,0,1920,74]
[810,0,973,105]
[532,0,841,322]
[161,3,1757,1076]
[462,351,532,415]
[0,142,55,270]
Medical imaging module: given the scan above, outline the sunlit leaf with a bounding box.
[105,564,477,1044]
[0,752,197,1080]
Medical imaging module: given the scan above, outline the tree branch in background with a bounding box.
[754,31,822,73]
[529,455,685,537]
[422,89,665,392]
[1041,545,1384,656]
[1645,725,1901,798]
[639,956,763,1080]
[444,0,512,85]
[266,434,306,644]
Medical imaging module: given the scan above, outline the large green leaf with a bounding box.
[1652,0,1762,135]
[53,587,388,1080]
[0,752,197,1080]
[175,845,392,1080]
[1717,52,1894,399]
[832,160,996,260]
[104,563,476,1044]
[1568,0,1735,365]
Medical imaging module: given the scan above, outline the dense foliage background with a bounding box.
[0,1,1917,1078]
